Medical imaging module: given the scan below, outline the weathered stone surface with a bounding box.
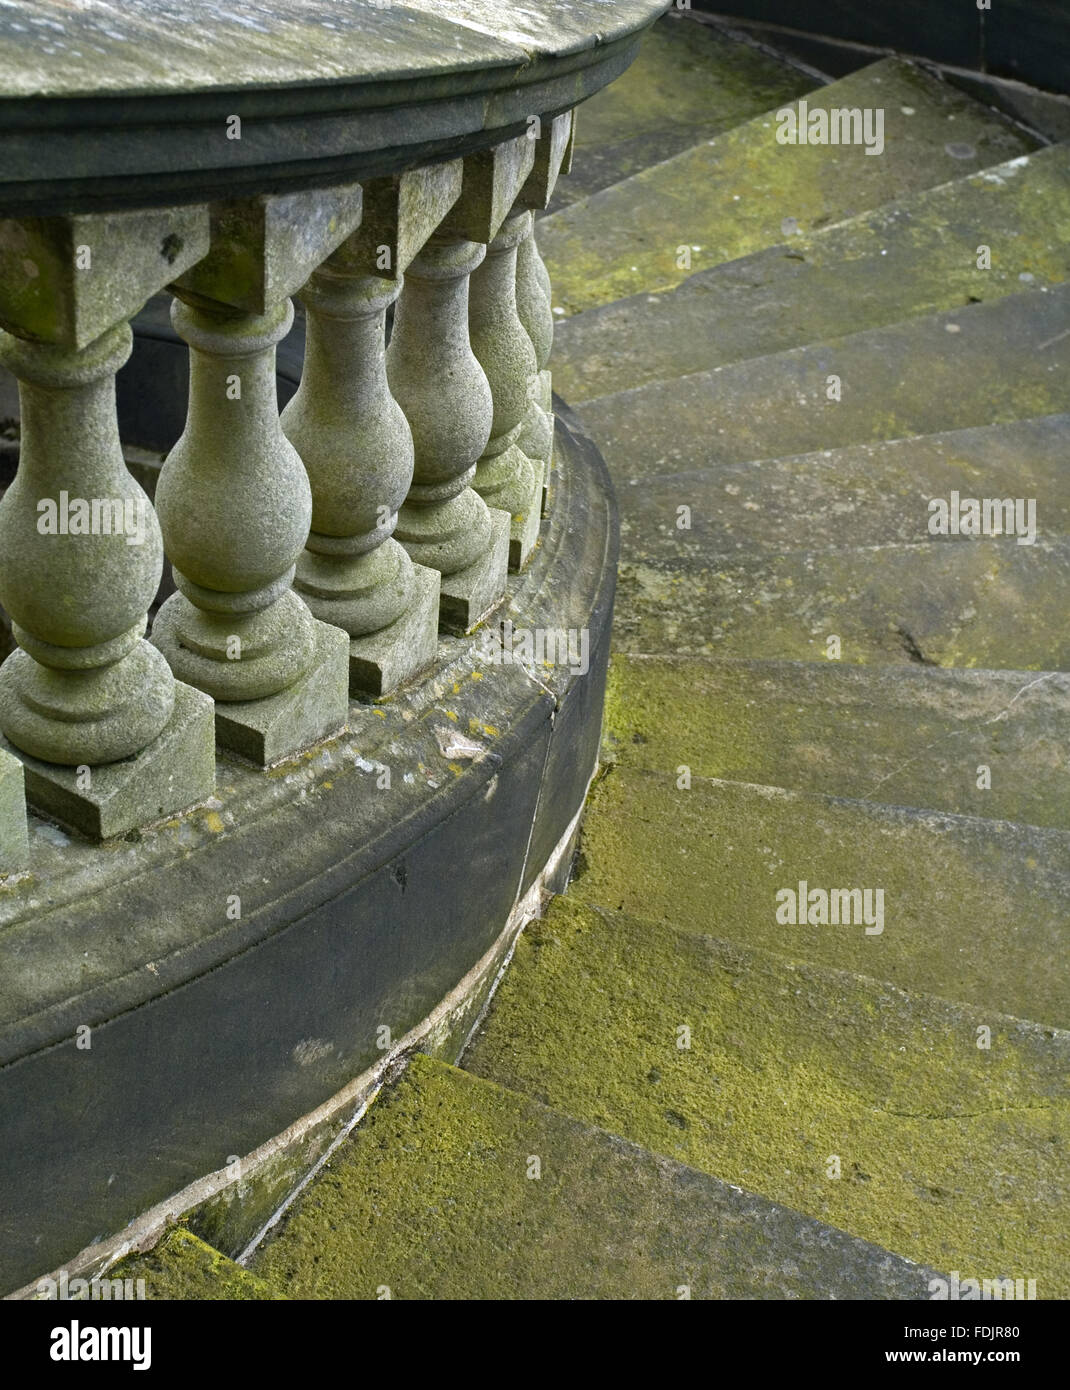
[0,746,28,873]
[210,620,349,768]
[3,681,214,841]
[466,897,1070,1294]
[577,766,1070,1026]
[604,655,1070,831]
[174,185,364,316]
[438,508,511,635]
[540,58,1036,315]
[0,318,206,834]
[341,163,463,281]
[612,415,1070,560]
[388,234,502,610]
[252,1051,936,1300]
[519,112,574,212]
[283,266,438,698]
[549,11,812,209]
[110,1227,286,1301]
[553,144,1070,401]
[0,1,671,98]
[0,207,210,350]
[347,563,440,700]
[577,288,1070,484]
[438,136,535,246]
[614,535,1070,671]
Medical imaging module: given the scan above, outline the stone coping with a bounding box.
[0,0,669,215]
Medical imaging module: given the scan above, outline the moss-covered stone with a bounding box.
[602,654,1070,829]
[612,535,1070,671]
[573,765,1070,1025]
[108,1227,286,1301]
[553,144,1070,401]
[465,898,1070,1295]
[252,1052,938,1299]
[541,58,1036,315]
[553,13,813,209]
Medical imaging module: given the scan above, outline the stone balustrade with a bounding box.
[0,120,572,846]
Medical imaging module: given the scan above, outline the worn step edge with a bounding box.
[252,1053,940,1300]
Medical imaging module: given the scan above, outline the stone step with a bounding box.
[614,532,1070,671]
[604,654,1070,831]
[540,57,1037,315]
[618,415,1070,561]
[550,12,813,210]
[464,896,1070,1294]
[572,765,1070,1028]
[578,286,1070,487]
[553,144,1070,402]
[109,1226,286,1301]
[249,1051,936,1299]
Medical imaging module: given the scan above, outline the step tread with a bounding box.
[109,1227,287,1301]
[250,1051,937,1300]
[574,764,1070,1027]
[464,896,1070,1293]
[577,286,1070,482]
[540,57,1037,315]
[604,653,1070,830]
[553,144,1070,401]
[618,414,1070,556]
[613,531,1070,671]
[550,12,814,209]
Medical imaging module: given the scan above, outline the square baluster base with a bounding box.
[541,431,556,520]
[509,467,544,573]
[438,508,510,636]
[3,681,215,841]
[349,563,441,699]
[0,746,29,871]
[215,620,350,767]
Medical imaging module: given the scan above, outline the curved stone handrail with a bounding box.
[0,0,669,215]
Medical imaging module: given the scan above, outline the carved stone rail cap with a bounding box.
[173,185,364,315]
[0,1,668,216]
[0,208,210,350]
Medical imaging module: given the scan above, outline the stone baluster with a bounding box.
[281,164,461,696]
[468,210,541,571]
[513,210,554,511]
[386,148,532,634]
[151,187,362,765]
[515,112,575,516]
[0,208,216,840]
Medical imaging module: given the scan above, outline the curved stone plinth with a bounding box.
[0,369,617,1294]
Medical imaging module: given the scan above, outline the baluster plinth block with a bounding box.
[0,208,216,838]
[0,746,29,873]
[155,188,363,763]
[282,166,461,696]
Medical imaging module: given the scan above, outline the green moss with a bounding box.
[250,1052,934,1299]
[465,898,1070,1295]
[107,1227,286,1301]
[573,764,1070,1025]
[543,59,1035,314]
[601,654,1070,829]
[556,16,811,206]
